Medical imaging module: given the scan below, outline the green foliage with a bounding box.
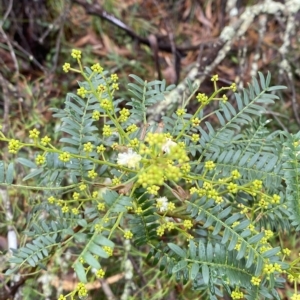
[1,50,300,299]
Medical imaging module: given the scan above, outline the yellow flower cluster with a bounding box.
[88,169,97,179]
[91,63,103,73]
[191,117,201,126]
[263,262,282,276]
[250,276,261,286]
[196,93,209,104]
[8,139,22,154]
[252,179,263,190]
[166,221,175,230]
[97,145,106,153]
[126,124,138,133]
[48,196,55,204]
[183,220,193,230]
[119,108,130,122]
[72,208,79,215]
[231,290,244,299]
[248,224,256,232]
[29,128,40,139]
[156,221,176,236]
[34,154,45,166]
[83,142,94,153]
[156,225,165,236]
[137,133,190,187]
[62,63,70,73]
[147,185,160,195]
[222,94,228,103]
[41,136,51,146]
[237,203,249,214]
[124,230,133,239]
[79,183,86,191]
[112,177,121,185]
[258,197,269,209]
[138,165,175,187]
[230,83,237,92]
[111,83,119,90]
[92,110,101,120]
[234,243,241,251]
[227,182,238,193]
[73,192,80,200]
[176,108,185,116]
[282,248,291,256]
[103,246,113,256]
[100,99,113,111]
[71,49,81,59]
[59,152,71,162]
[103,125,112,136]
[211,74,219,82]
[76,282,87,297]
[96,268,105,278]
[181,163,191,173]
[77,87,88,98]
[97,84,106,93]
[167,202,176,211]
[207,188,219,200]
[204,160,215,170]
[135,207,143,215]
[191,134,199,143]
[271,194,280,204]
[62,206,69,213]
[232,221,240,228]
[95,224,104,232]
[264,229,274,240]
[258,194,280,209]
[97,203,105,211]
[111,74,118,82]
[231,169,241,179]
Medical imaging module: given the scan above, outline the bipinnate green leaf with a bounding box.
[89,242,109,258]
[22,168,43,181]
[74,261,87,283]
[190,262,200,280]
[172,260,188,273]
[0,161,4,182]
[168,243,186,258]
[16,157,37,168]
[6,162,14,184]
[82,251,100,269]
[202,264,210,285]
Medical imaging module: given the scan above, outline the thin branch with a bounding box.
[0,0,19,75]
[71,0,213,55]
[50,2,70,74]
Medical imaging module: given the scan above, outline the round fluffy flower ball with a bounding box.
[156,196,169,212]
[162,138,177,154]
[117,149,141,169]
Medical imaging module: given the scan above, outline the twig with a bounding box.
[71,0,212,55]
[99,279,117,300]
[153,0,180,83]
[0,0,19,75]
[147,0,299,121]
[50,2,70,74]
[11,41,46,72]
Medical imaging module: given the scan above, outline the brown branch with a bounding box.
[71,0,212,55]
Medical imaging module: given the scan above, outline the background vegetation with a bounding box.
[0,0,300,299]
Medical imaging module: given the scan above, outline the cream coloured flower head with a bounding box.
[117,149,141,169]
[162,138,177,154]
[156,196,169,212]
